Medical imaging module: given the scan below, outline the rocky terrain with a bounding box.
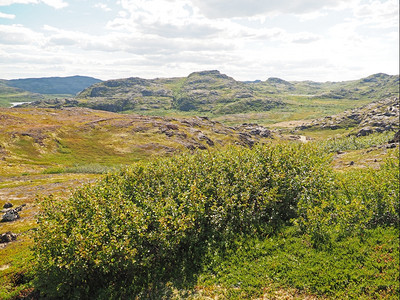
[296,97,399,136]
[73,70,287,114]
[0,107,274,176]
[17,71,399,117]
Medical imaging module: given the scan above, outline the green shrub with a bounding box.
[296,151,399,248]
[33,143,399,298]
[33,143,333,298]
[64,163,121,174]
[320,131,395,153]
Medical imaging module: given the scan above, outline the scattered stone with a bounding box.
[197,133,214,146]
[1,204,25,222]
[3,202,13,209]
[357,127,374,137]
[0,232,17,243]
[1,209,20,222]
[386,143,397,149]
[389,130,400,143]
[14,204,26,212]
[296,97,399,135]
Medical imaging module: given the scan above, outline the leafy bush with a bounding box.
[34,143,333,298]
[320,131,395,153]
[33,144,399,298]
[296,151,399,248]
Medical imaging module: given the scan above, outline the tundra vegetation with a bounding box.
[0,72,398,299]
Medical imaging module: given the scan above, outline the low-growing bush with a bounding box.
[34,143,333,298]
[296,150,399,248]
[65,163,121,174]
[320,131,395,153]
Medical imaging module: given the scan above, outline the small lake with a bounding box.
[10,102,30,107]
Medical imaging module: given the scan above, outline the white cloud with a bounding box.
[0,0,68,9]
[289,32,321,44]
[353,0,399,28]
[297,11,328,21]
[41,0,68,9]
[0,11,15,18]
[0,0,38,5]
[0,0,397,81]
[188,0,350,18]
[0,24,45,45]
[94,3,111,12]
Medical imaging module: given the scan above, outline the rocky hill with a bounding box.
[13,71,399,126]
[75,70,286,114]
[76,71,398,113]
[297,97,399,136]
[256,73,399,99]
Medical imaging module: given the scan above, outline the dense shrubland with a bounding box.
[34,143,399,299]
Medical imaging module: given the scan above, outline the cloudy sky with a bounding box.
[0,0,398,81]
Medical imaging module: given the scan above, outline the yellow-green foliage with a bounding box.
[296,151,399,248]
[34,143,333,298]
[320,131,395,153]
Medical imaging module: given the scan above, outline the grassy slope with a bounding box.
[0,81,44,108]
[1,107,276,176]
[1,126,397,299]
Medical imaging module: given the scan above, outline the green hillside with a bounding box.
[0,107,273,176]
[73,71,399,124]
[0,80,44,107]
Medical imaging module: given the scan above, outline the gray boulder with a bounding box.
[0,232,17,243]
[3,202,13,209]
[357,127,374,137]
[2,209,20,222]
[389,130,400,143]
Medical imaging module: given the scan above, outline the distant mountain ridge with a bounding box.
[5,75,102,95]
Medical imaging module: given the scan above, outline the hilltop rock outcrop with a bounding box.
[297,97,399,135]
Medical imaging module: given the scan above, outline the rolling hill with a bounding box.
[0,107,273,176]
[18,71,397,126]
[5,75,102,95]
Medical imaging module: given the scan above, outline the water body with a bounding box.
[10,102,29,107]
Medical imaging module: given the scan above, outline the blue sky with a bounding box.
[0,0,398,81]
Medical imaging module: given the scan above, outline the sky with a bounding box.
[0,0,398,82]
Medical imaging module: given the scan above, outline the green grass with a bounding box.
[197,226,398,299]
[0,237,35,300]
